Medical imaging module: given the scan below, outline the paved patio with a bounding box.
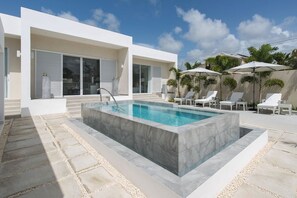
[0,114,145,198]
[0,110,296,197]
[219,110,297,198]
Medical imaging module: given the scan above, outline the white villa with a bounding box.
[0,7,177,120]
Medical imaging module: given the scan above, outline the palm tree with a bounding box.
[182,61,202,96]
[242,44,284,101]
[205,55,240,100]
[167,67,182,97]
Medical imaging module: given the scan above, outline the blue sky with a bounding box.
[1,0,297,67]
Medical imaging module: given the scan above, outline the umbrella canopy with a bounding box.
[181,67,221,76]
[181,68,221,98]
[227,61,291,73]
[227,61,291,109]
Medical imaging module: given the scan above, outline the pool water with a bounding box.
[106,103,218,127]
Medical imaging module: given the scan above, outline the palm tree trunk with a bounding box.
[259,75,262,102]
[219,76,222,100]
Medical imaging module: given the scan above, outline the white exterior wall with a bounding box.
[19,7,133,116]
[5,38,21,99]
[0,8,178,116]
[132,45,177,64]
[0,14,21,37]
[118,48,130,95]
[0,18,4,122]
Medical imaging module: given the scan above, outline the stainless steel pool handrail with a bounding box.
[97,88,119,109]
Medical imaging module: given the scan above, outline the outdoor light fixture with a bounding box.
[16,50,21,57]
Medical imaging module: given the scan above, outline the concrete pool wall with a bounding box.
[82,100,239,176]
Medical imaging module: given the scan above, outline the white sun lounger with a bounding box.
[174,91,194,105]
[220,92,244,110]
[195,91,217,107]
[257,93,282,114]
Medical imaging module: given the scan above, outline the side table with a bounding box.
[236,101,247,111]
[278,103,292,115]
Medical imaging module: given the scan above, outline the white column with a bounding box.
[20,10,32,116]
[128,48,133,97]
[0,18,5,123]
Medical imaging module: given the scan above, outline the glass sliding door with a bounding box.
[83,58,100,95]
[133,64,151,93]
[133,64,140,93]
[63,55,81,95]
[141,65,149,93]
[4,48,8,98]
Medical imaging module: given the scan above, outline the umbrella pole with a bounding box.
[253,69,255,110]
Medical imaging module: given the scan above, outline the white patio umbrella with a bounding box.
[181,67,221,96]
[227,61,291,109]
[181,67,221,76]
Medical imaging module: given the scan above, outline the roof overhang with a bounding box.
[31,27,125,50]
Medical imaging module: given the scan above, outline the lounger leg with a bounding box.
[220,104,221,109]
[231,105,232,111]
[257,107,259,114]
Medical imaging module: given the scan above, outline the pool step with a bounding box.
[66,96,109,118]
[132,93,165,102]
[4,99,21,117]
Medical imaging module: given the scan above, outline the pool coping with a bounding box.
[82,100,231,134]
[65,118,268,198]
[82,100,240,176]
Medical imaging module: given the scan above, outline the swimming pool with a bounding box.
[105,103,218,127]
[82,100,239,176]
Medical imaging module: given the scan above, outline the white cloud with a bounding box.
[238,15,272,40]
[177,8,297,63]
[177,7,240,62]
[148,0,158,6]
[83,19,98,27]
[237,14,291,42]
[93,9,104,21]
[177,7,229,49]
[174,26,182,34]
[58,11,79,22]
[92,9,120,32]
[41,7,54,15]
[135,43,155,49]
[102,13,120,32]
[40,7,120,32]
[186,49,203,62]
[236,14,296,55]
[158,33,183,53]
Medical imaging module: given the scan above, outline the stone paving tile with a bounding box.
[57,137,79,148]
[18,176,83,198]
[0,161,70,197]
[62,144,87,159]
[78,167,115,193]
[246,163,297,198]
[69,153,98,172]
[54,132,73,141]
[273,136,297,155]
[4,134,54,152]
[7,131,50,142]
[91,184,132,198]
[10,124,39,131]
[263,148,297,173]
[51,127,69,135]
[267,129,283,142]
[0,150,63,179]
[233,183,275,198]
[2,142,57,162]
[9,128,47,137]
[48,125,65,131]
[42,114,67,120]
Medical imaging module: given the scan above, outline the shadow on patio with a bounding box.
[0,116,69,197]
